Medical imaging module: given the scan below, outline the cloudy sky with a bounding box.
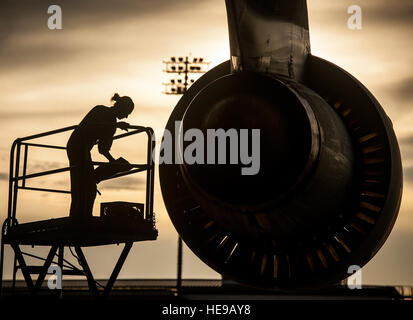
[0,0,412,286]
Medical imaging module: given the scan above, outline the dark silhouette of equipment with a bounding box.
[95,158,133,184]
[159,0,403,290]
[0,124,157,297]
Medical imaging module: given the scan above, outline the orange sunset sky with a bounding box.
[0,0,412,285]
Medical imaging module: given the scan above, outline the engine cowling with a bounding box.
[159,1,402,290]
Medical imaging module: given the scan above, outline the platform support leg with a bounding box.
[0,236,4,296]
[58,245,64,299]
[12,254,17,293]
[11,244,35,294]
[34,245,58,292]
[74,246,99,297]
[102,242,133,299]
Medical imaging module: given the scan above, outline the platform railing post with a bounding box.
[8,140,18,225]
[150,133,155,218]
[145,131,150,220]
[22,144,28,188]
[12,142,21,221]
[141,128,155,221]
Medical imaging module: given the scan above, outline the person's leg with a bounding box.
[82,152,96,218]
[68,166,77,217]
[68,150,82,218]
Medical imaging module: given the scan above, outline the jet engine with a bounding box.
[159,0,402,290]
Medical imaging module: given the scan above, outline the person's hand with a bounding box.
[116,157,133,171]
[117,121,130,131]
[116,157,129,164]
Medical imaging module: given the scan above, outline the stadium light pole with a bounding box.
[162,55,210,297]
[163,55,210,95]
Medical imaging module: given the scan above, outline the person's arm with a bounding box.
[98,123,116,162]
[117,121,130,131]
[101,150,116,163]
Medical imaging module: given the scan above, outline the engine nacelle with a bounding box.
[159,0,402,290]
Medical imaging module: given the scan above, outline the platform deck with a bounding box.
[3,217,158,247]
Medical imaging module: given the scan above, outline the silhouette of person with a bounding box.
[67,93,134,219]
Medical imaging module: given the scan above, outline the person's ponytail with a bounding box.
[111,93,121,102]
[110,93,134,114]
